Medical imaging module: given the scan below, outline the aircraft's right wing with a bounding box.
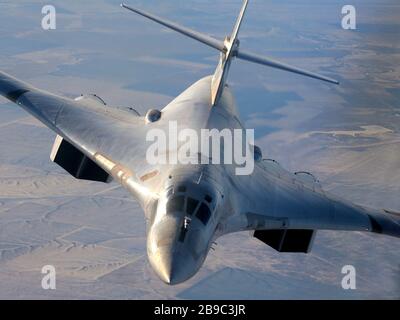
[0,71,152,189]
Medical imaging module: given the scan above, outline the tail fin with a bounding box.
[211,0,248,105]
[121,1,339,106]
[230,0,248,42]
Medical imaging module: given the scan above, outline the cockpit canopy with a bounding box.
[165,185,213,226]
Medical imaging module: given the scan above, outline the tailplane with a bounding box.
[121,1,339,106]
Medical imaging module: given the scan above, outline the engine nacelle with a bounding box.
[253,229,316,253]
[50,135,111,183]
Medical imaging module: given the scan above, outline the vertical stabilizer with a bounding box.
[121,0,339,107]
[211,0,248,106]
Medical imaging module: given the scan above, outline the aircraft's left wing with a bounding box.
[229,166,400,252]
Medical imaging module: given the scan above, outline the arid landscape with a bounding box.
[0,0,399,299]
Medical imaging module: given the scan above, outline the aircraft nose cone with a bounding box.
[153,246,198,285]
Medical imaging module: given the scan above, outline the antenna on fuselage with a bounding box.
[121,1,339,106]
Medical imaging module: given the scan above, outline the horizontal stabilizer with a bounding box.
[236,49,339,84]
[121,1,340,106]
[121,3,224,51]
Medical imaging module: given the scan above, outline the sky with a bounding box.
[0,0,399,299]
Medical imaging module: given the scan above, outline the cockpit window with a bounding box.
[166,188,173,198]
[167,196,184,213]
[204,195,212,203]
[196,203,211,225]
[186,197,199,215]
[177,186,186,193]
